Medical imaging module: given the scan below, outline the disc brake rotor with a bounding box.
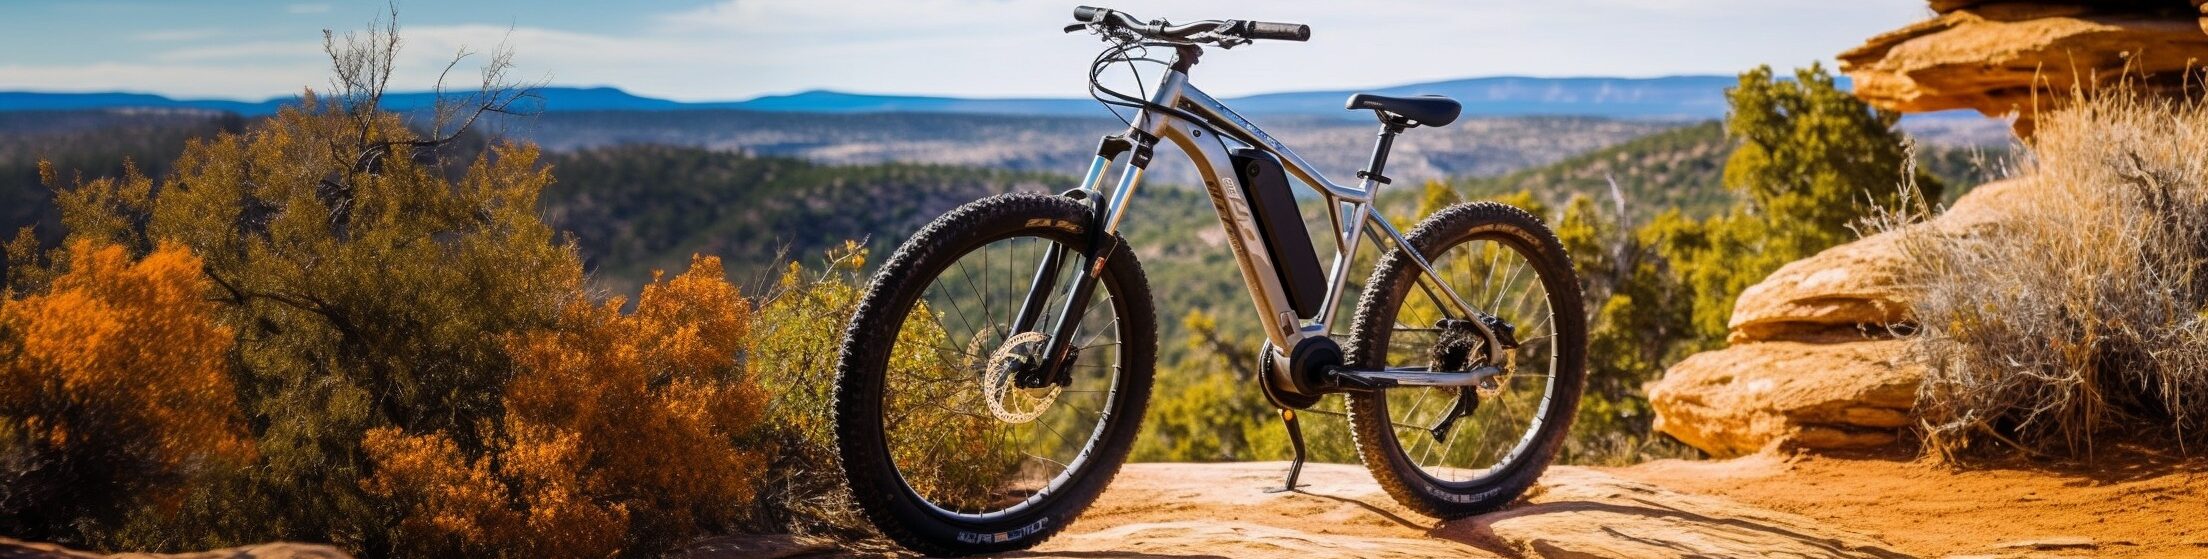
[980,331,1062,424]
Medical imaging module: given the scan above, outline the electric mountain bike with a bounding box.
[832,7,1586,556]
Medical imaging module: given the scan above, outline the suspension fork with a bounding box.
[1014,134,1152,388]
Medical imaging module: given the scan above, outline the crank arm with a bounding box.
[1327,365,1506,390]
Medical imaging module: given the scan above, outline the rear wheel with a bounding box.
[834,193,1156,556]
[1344,202,1586,517]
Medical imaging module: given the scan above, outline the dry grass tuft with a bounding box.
[1885,91,2208,459]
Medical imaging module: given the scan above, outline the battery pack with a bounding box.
[1229,147,1327,319]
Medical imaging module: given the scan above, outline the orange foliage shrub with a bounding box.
[0,241,250,542]
[364,254,767,558]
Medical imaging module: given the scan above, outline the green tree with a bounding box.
[1524,65,1935,463]
[1553,196,1698,463]
[1413,179,1463,220]
[1673,64,1940,342]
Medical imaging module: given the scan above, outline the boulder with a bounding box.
[1930,174,2032,233]
[1726,176,2031,344]
[1727,232,1911,344]
[1839,2,2208,134]
[1648,340,1923,457]
[1655,178,2036,457]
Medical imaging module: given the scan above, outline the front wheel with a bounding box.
[1345,202,1587,517]
[834,193,1157,556]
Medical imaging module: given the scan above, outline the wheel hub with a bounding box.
[1434,318,1507,397]
[981,331,1062,423]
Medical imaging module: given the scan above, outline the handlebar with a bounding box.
[1242,20,1311,42]
[1070,5,1309,45]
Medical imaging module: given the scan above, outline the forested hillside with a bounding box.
[539,145,1059,292]
[0,110,243,248]
[1455,120,2010,220]
[511,110,1678,186]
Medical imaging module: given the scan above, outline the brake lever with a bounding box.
[1199,33,1248,49]
[1063,23,1088,33]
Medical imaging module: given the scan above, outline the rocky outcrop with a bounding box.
[1839,1,2208,135]
[0,538,349,559]
[1648,340,1923,456]
[1650,178,2031,456]
[1031,462,1913,559]
[1722,176,2031,345]
[1449,468,1910,559]
[1726,232,1911,345]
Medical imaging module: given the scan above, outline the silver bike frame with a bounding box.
[1069,68,1498,356]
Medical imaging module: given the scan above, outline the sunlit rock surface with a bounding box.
[1840,1,2208,134]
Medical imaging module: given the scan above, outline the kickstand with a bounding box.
[1265,408,1308,493]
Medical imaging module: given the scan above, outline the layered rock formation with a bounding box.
[1450,468,1907,558]
[1032,462,1912,559]
[1649,178,2029,457]
[1840,1,2208,134]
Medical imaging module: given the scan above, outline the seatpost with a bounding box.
[1357,121,1406,188]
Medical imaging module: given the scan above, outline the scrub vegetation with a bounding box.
[0,17,2000,556]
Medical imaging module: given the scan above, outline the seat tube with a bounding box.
[1315,200,1370,328]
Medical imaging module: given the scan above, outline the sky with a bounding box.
[0,0,1934,102]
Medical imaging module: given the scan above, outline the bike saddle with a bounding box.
[1346,93,1461,127]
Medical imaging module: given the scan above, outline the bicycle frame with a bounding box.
[1018,49,1501,386]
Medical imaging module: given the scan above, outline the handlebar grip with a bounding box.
[1245,21,1310,42]
[1074,6,1108,22]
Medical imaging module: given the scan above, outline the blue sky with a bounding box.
[0,0,1932,101]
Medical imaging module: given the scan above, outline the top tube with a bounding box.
[1143,72,1373,204]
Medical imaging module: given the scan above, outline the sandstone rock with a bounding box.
[1662,178,2033,456]
[1727,231,1911,344]
[0,538,350,559]
[1932,175,2032,233]
[1647,340,1923,457]
[1725,176,2031,344]
[680,535,840,559]
[1035,462,1914,559]
[1445,468,1911,559]
[1839,2,2208,134]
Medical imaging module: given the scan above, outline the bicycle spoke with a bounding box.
[1372,232,1567,487]
[876,230,1138,520]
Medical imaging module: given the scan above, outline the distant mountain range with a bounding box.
[0,76,1759,120]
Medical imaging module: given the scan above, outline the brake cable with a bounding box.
[1084,37,1230,140]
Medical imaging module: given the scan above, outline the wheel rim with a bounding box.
[1373,233,1561,487]
[879,234,1127,520]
